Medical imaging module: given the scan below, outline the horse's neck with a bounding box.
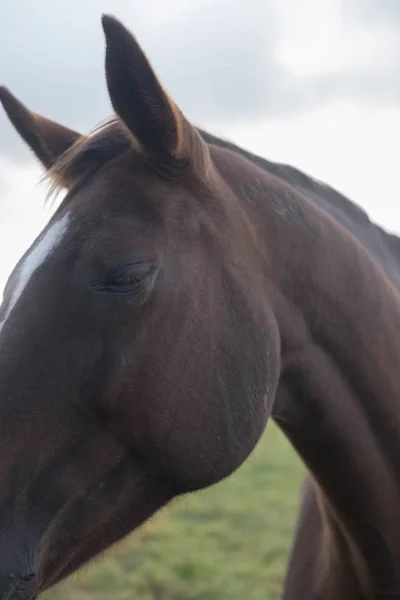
[266,187,400,593]
[211,143,400,596]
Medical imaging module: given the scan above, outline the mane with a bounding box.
[44,116,204,201]
[43,117,134,201]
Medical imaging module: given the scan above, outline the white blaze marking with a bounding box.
[0,212,70,332]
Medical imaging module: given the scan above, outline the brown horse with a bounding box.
[1,14,400,600]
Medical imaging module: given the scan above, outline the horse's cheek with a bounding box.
[138,311,280,492]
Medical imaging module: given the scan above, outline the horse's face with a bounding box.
[0,16,280,599]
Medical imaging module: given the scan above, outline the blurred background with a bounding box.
[0,0,398,598]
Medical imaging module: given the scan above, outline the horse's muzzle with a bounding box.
[2,573,36,600]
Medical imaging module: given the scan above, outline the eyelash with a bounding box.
[111,272,148,287]
[92,263,155,293]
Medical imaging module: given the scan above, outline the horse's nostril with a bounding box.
[7,573,34,582]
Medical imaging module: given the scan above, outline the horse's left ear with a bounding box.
[101,15,210,174]
[0,87,81,169]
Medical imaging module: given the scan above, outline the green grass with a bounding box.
[47,424,304,600]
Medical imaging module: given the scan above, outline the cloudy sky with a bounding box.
[1,0,400,292]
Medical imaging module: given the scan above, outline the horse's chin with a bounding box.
[9,594,36,600]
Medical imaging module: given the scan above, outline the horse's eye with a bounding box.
[93,263,155,293]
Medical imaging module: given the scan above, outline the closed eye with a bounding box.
[92,262,156,293]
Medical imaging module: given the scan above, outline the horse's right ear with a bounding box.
[0,86,81,169]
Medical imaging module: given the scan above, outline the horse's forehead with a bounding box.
[0,211,71,333]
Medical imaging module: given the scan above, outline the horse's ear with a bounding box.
[101,15,210,172]
[0,86,81,169]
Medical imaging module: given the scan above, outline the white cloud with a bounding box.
[277,0,399,77]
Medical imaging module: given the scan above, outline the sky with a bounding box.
[1,0,400,292]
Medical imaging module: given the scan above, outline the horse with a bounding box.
[1,14,400,600]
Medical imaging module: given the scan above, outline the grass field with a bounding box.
[47,424,304,600]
